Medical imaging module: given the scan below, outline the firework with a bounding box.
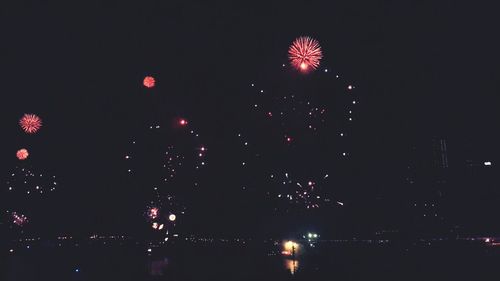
[268,171,332,211]
[125,118,206,186]
[145,193,184,233]
[126,118,204,236]
[248,63,356,146]
[11,211,28,227]
[238,58,359,211]
[147,207,159,220]
[288,36,323,72]
[152,222,165,230]
[3,164,59,233]
[143,76,156,88]
[5,166,58,195]
[19,114,42,134]
[178,118,188,126]
[16,149,29,160]
[168,214,176,221]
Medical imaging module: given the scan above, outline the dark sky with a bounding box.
[1,1,500,237]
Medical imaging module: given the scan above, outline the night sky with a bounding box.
[2,1,500,238]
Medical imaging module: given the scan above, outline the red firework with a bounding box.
[288,36,323,72]
[178,118,188,126]
[19,114,42,134]
[143,76,156,88]
[16,149,29,160]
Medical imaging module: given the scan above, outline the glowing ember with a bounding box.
[19,114,42,134]
[16,149,29,160]
[6,166,58,194]
[148,207,159,220]
[143,76,156,88]
[179,119,188,126]
[288,36,323,72]
[11,212,28,226]
[168,214,176,221]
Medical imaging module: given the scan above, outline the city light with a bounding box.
[306,232,319,240]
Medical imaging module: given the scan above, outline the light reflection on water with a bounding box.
[7,244,496,281]
[147,253,300,277]
[284,258,299,275]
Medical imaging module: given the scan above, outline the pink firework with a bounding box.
[178,118,188,126]
[148,207,159,220]
[11,212,28,226]
[16,149,29,160]
[288,36,323,72]
[143,76,156,88]
[19,114,42,134]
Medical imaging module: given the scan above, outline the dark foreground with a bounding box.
[2,239,500,281]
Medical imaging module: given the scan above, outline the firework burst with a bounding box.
[267,171,333,211]
[238,57,359,211]
[147,207,160,220]
[11,211,28,227]
[16,149,29,160]
[143,76,156,88]
[19,114,42,134]
[3,164,59,233]
[145,192,184,233]
[248,64,357,147]
[124,118,206,187]
[288,36,323,72]
[125,117,206,235]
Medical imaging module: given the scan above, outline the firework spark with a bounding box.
[239,61,358,210]
[168,214,176,221]
[268,172,331,211]
[6,166,58,195]
[125,119,202,236]
[247,60,358,151]
[143,76,156,88]
[148,207,159,220]
[145,194,183,234]
[19,114,42,134]
[178,118,188,126]
[11,212,28,227]
[288,36,323,72]
[16,149,29,160]
[125,118,206,185]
